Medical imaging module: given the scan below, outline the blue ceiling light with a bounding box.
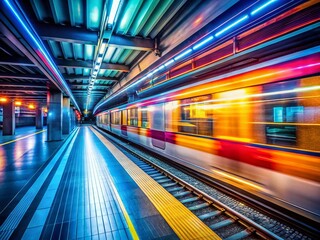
[108,0,121,25]
[215,15,249,37]
[193,36,214,50]
[251,0,277,15]
[164,59,175,67]
[3,0,81,112]
[158,65,165,71]
[174,49,192,61]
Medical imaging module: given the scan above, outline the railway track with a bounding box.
[93,126,286,240]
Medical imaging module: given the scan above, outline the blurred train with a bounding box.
[97,46,320,223]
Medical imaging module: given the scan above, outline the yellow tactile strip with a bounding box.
[90,127,221,240]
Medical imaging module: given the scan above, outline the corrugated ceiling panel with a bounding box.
[118,49,132,64]
[84,44,95,61]
[68,0,84,27]
[86,0,103,30]
[104,47,116,62]
[116,0,143,35]
[139,0,173,37]
[128,0,159,36]
[47,40,62,58]
[73,43,83,60]
[124,50,140,65]
[60,42,73,59]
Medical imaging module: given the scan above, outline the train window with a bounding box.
[121,110,127,125]
[141,108,149,128]
[263,80,300,146]
[111,111,120,124]
[178,95,213,136]
[128,108,138,126]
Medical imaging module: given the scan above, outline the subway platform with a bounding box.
[0,126,219,239]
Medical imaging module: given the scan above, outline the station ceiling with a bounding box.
[0,0,250,114]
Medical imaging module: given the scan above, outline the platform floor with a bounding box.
[0,126,220,239]
[0,126,178,239]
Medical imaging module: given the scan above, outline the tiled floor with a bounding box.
[0,127,63,219]
[0,126,177,239]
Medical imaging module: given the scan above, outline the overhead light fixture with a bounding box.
[99,42,107,55]
[215,15,249,37]
[251,0,277,15]
[174,49,192,61]
[108,0,121,25]
[193,36,214,50]
[15,101,22,106]
[0,97,7,102]
[164,59,175,67]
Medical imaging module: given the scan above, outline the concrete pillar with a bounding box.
[47,90,62,141]
[70,109,75,130]
[62,97,71,134]
[2,100,15,135]
[35,107,43,129]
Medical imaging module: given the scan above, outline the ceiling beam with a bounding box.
[36,23,154,51]
[56,59,129,72]
[0,56,35,66]
[72,90,106,93]
[70,84,111,88]
[0,56,129,72]
[0,83,47,88]
[64,74,119,82]
[0,88,47,92]
[0,72,48,80]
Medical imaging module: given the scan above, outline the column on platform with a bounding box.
[35,107,43,129]
[2,100,15,135]
[62,97,71,134]
[70,108,75,130]
[47,90,62,141]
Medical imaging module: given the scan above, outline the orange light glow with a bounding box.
[194,17,202,25]
[28,104,35,109]
[0,97,7,102]
[44,108,48,113]
[15,101,22,106]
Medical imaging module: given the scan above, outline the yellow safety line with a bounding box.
[0,129,46,147]
[90,126,221,240]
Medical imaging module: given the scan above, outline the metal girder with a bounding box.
[35,23,98,45]
[70,84,111,88]
[36,23,154,51]
[55,59,129,72]
[0,56,34,66]
[107,34,154,51]
[0,83,47,88]
[72,90,106,93]
[64,74,119,82]
[0,72,48,80]
[0,88,46,92]
[0,56,129,72]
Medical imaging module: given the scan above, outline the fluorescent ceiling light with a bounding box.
[164,59,175,67]
[108,0,121,25]
[193,36,214,50]
[99,42,107,55]
[174,49,192,61]
[215,15,249,37]
[251,0,277,15]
